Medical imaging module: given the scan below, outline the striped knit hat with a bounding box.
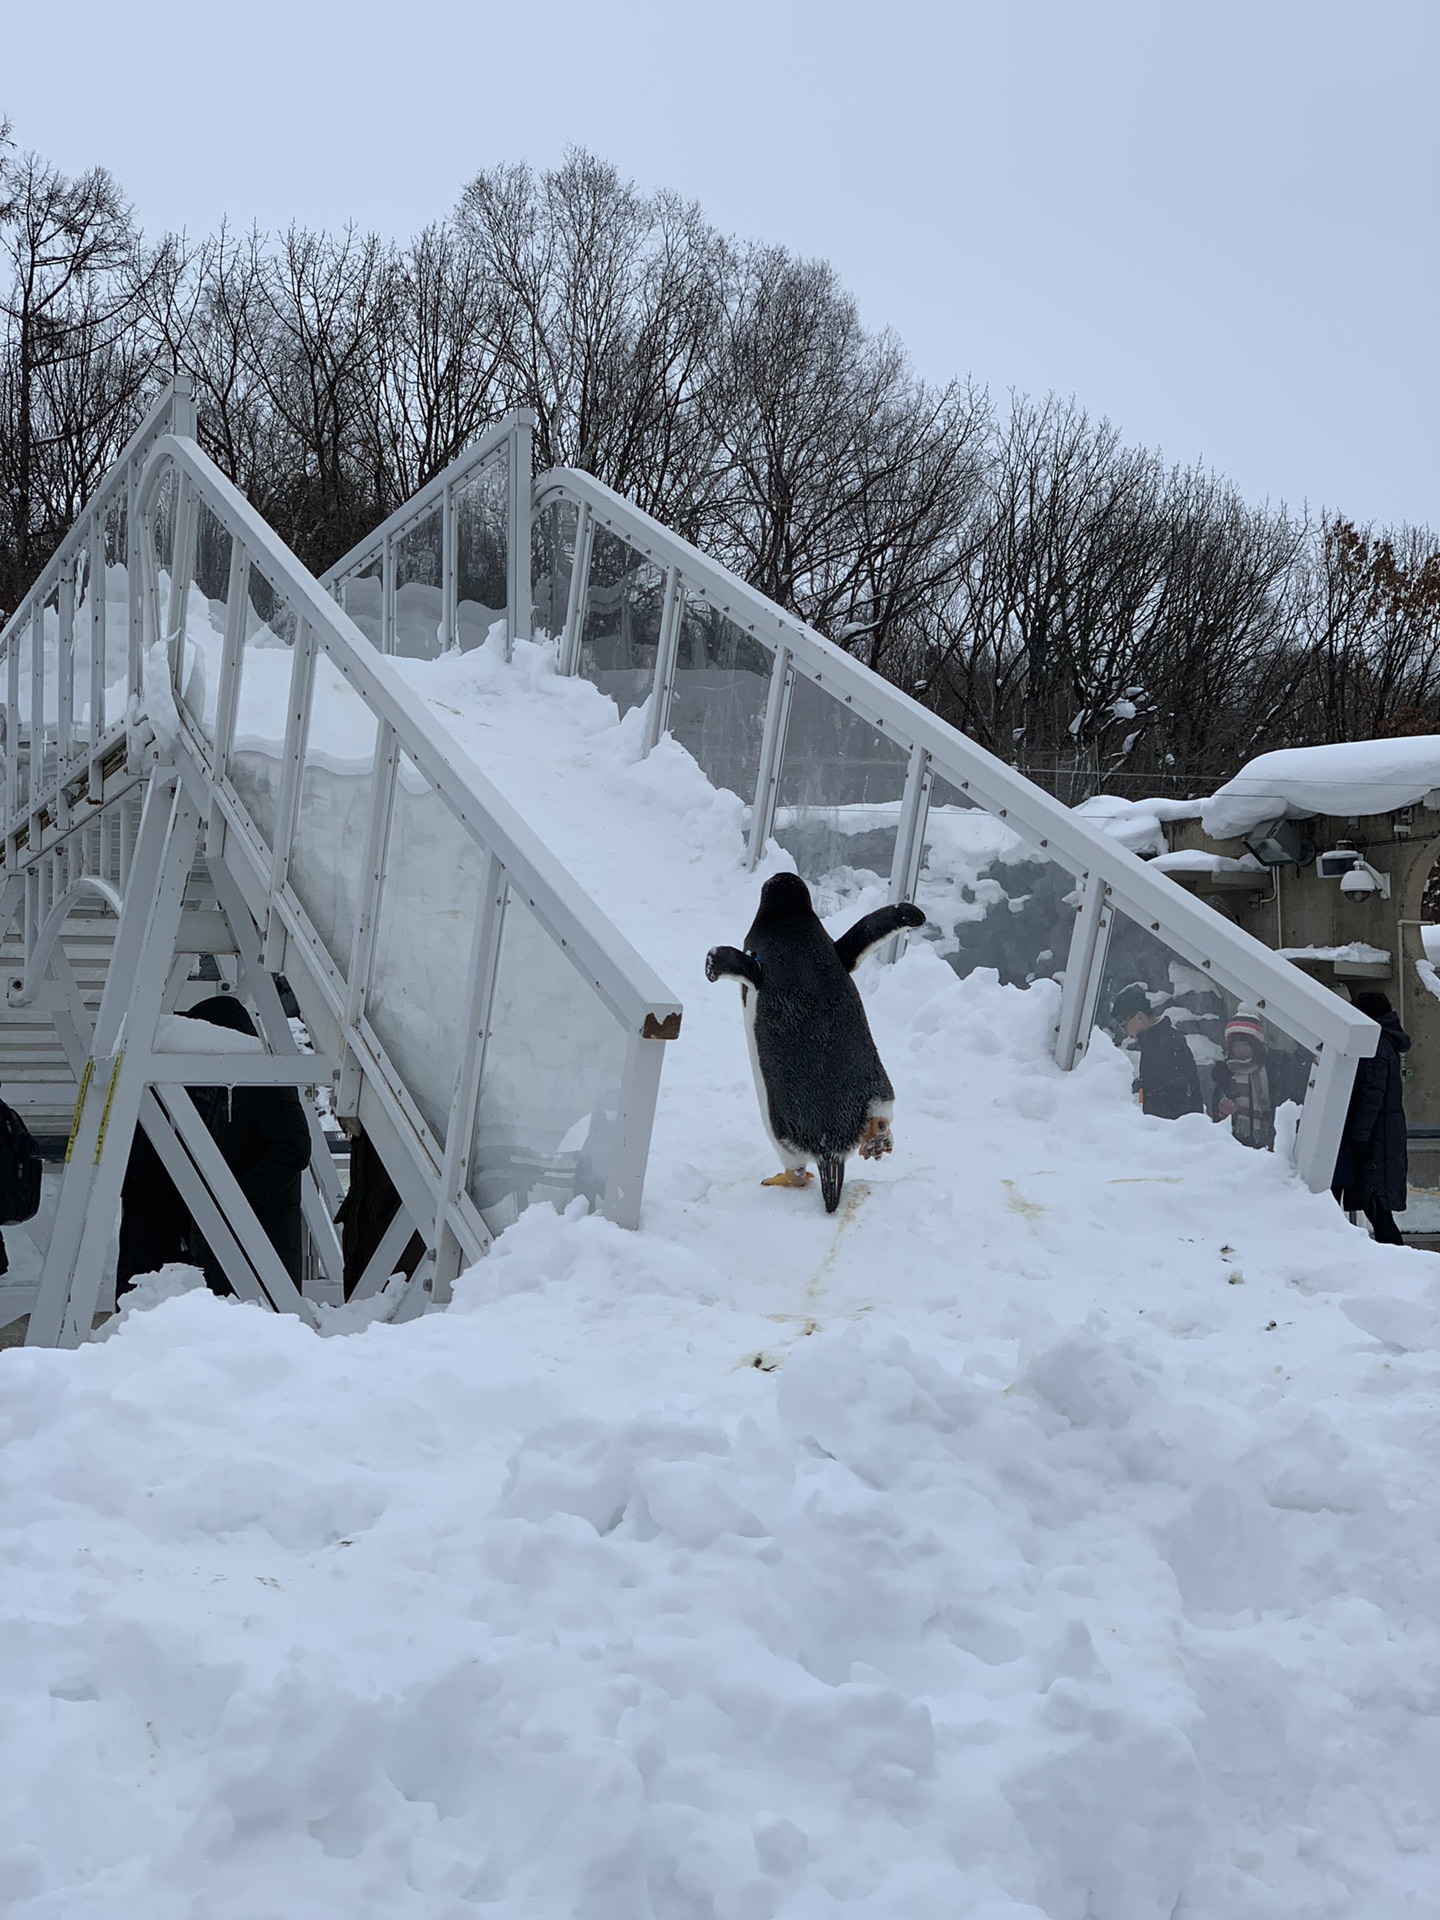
[1225,1010,1266,1052]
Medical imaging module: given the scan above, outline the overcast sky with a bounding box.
[3,0,1435,529]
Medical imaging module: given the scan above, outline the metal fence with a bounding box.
[529,469,1378,1194]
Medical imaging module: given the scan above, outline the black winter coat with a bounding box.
[1135,1016,1203,1120]
[118,1081,311,1294]
[1333,1011,1410,1213]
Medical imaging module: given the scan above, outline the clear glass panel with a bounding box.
[228,564,297,847]
[1093,908,1317,1146]
[531,498,575,642]
[394,505,444,660]
[917,774,1078,988]
[177,501,232,747]
[366,756,487,1143]
[467,888,629,1233]
[33,586,59,800]
[12,613,32,811]
[771,671,910,912]
[150,467,177,637]
[666,597,774,807]
[286,649,379,979]
[456,455,508,652]
[340,561,383,649]
[72,539,96,749]
[99,499,129,730]
[579,528,665,717]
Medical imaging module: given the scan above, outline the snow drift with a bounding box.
[3,641,1439,1919]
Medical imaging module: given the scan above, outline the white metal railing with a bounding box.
[0,379,195,885]
[531,467,1377,1193]
[145,434,682,1279]
[324,414,534,658]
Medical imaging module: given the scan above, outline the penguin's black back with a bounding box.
[745,874,893,1159]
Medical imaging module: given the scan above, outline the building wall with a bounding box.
[1165,807,1440,1135]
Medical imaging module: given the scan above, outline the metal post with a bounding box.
[211,538,249,786]
[746,647,793,870]
[264,621,315,967]
[335,721,398,1120]
[89,508,106,798]
[431,851,503,1301]
[28,780,200,1346]
[442,479,457,651]
[1293,1042,1358,1194]
[643,566,683,755]
[561,504,594,678]
[507,414,533,657]
[605,1028,669,1229]
[57,556,75,777]
[1055,872,1107,1069]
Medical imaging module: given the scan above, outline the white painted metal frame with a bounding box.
[532,467,1377,1194]
[143,436,680,1281]
[324,413,535,659]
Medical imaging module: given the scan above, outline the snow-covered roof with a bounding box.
[1071,793,1207,858]
[1202,738,1440,841]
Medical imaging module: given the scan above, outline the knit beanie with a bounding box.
[1224,1010,1265,1053]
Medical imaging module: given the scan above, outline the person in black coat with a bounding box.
[116,994,312,1300]
[1109,982,1204,1119]
[1332,989,1410,1245]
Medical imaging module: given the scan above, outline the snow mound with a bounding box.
[4,648,1439,1918]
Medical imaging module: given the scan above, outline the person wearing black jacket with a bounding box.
[1109,982,1204,1120]
[1332,989,1410,1246]
[116,994,312,1299]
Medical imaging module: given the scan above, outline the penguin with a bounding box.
[705,873,926,1212]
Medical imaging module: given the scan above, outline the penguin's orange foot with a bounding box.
[858,1116,894,1161]
[762,1169,813,1188]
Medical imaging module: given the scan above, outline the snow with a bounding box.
[1151,849,1266,876]
[1415,957,1440,1005]
[5,641,1440,1918]
[1203,737,1440,841]
[1072,794,1207,859]
[1276,943,1392,966]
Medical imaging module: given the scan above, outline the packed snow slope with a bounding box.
[5,639,1440,1920]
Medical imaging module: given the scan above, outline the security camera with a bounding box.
[1338,859,1390,902]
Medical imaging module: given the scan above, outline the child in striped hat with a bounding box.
[1210,1009,1274,1151]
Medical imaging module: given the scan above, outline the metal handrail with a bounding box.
[142,437,681,1042]
[535,468,1377,1067]
[0,380,196,853]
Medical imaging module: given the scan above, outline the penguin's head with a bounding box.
[756,873,815,924]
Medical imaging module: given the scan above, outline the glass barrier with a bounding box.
[532,498,576,642]
[71,539,96,752]
[285,649,379,980]
[1093,907,1317,1150]
[97,499,129,733]
[228,564,297,847]
[467,886,629,1234]
[455,455,508,652]
[917,773,1079,989]
[579,528,666,718]
[394,505,445,659]
[365,754,488,1143]
[177,500,232,747]
[150,468,177,638]
[13,613,32,811]
[665,597,774,807]
[340,560,383,649]
[771,670,910,910]
[35,586,58,799]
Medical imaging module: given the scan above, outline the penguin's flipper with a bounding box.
[706,945,762,989]
[761,1168,813,1188]
[832,903,926,972]
[818,1156,845,1213]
